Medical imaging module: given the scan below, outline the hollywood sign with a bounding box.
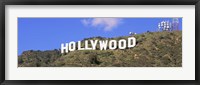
[61,37,136,54]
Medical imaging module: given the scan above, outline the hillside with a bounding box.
[18,31,182,67]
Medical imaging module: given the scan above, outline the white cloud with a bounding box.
[81,19,90,26]
[81,18,122,31]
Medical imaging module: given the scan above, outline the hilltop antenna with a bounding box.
[158,23,161,31]
[158,21,171,31]
[172,18,179,31]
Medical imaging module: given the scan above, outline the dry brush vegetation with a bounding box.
[18,31,182,67]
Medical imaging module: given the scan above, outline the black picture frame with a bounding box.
[0,0,199,85]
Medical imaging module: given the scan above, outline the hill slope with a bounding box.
[18,31,182,67]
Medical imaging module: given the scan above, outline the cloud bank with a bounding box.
[81,18,123,31]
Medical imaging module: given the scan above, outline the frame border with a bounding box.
[0,0,199,85]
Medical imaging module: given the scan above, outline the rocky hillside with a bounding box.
[18,31,182,67]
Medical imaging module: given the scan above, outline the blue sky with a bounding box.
[18,18,182,55]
